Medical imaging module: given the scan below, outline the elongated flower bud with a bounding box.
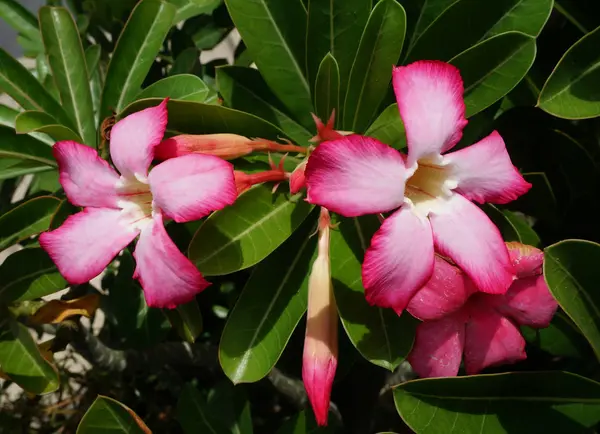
[234,169,289,195]
[303,208,338,426]
[289,160,307,194]
[155,133,254,160]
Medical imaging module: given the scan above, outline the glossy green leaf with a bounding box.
[306,0,370,104]
[521,312,590,358]
[85,45,101,78]
[0,47,71,125]
[314,53,340,123]
[554,0,597,34]
[137,74,209,102]
[100,0,176,116]
[177,384,230,433]
[15,110,83,142]
[402,0,458,55]
[407,0,550,62]
[538,25,600,119]
[343,0,406,132]
[0,196,60,250]
[484,205,540,247]
[450,32,537,117]
[0,159,53,180]
[77,396,150,433]
[394,372,600,434]
[189,186,313,276]
[164,299,203,343]
[0,126,56,166]
[225,0,313,127]
[0,0,39,42]
[40,7,96,146]
[0,317,59,395]
[544,240,600,361]
[169,0,222,22]
[219,213,317,383]
[364,103,406,149]
[0,104,54,145]
[121,98,287,141]
[216,66,312,145]
[0,248,66,303]
[331,215,416,370]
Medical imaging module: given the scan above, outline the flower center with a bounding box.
[116,177,154,230]
[404,158,456,217]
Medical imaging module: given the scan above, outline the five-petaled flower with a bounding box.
[407,242,558,377]
[39,99,237,308]
[305,60,531,314]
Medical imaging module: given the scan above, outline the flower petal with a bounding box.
[362,207,434,313]
[149,154,236,223]
[110,99,168,181]
[305,135,406,217]
[39,208,137,284]
[464,305,526,375]
[496,275,558,328]
[429,193,515,294]
[407,255,476,321]
[392,61,468,166]
[133,213,210,308]
[506,242,544,278]
[408,312,466,378]
[444,131,531,204]
[54,141,121,208]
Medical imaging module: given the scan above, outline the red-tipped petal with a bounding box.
[289,161,307,194]
[497,275,558,328]
[506,242,544,278]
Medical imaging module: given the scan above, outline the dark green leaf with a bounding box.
[169,47,202,77]
[206,381,254,434]
[343,0,406,132]
[394,371,600,434]
[0,159,53,180]
[77,396,150,433]
[216,66,313,145]
[0,196,60,250]
[191,21,229,50]
[521,312,590,358]
[100,0,176,116]
[137,74,210,102]
[0,126,56,166]
[544,240,600,362]
[15,110,83,142]
[164,299,203,343]
[85,45,101,79]
[364,103,406,149]
[177,384,230,434]
[314,53,340,123]
[168,0,222,23]
[225,0,313,127]
[0,0,40,41]
[402,0,458,56]
[219,213,317,383]
[40,7,96,146]
[0,104,53,145]
[484,205,540,247]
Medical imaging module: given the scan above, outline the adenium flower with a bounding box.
[234,155,289,195]
[39,100,237,308]
[303,208,338,426]
[407,242,558,377]
[305,60,531,313]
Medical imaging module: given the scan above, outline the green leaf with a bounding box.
[406,0,550,62]
[189,185,313,276]
[0,126,56,166]
[164,299,203,343]
[394,371,600,434]
[521,312,590,359]
[168,0,222,22]
[0,47,71,125]
[77,396,150,433]
[538,25,600,119]
[331,215,416,370]
[484,205,540,247]
[206,381,254,434]
[364,103,406,149]
[450,31,537,117]
[225,0,314,127]
[0,248,66,303]
[39,7,97,146]
[0,159,53,180]
[0,0,40,42]
[137,74,210,102]
[306,0,370,106]
[177,383,230,434]
[15,110,83,142]
[0,104,54,145]
[85,45,101,79]
[402,0,458,55]
[544,240,600,362]
[343,0,406,132]
[216,66,313,145]
[219,213,317,383]
[0,317,59,395]
[314,53,340,123]
[120,98,288,141]
[0,196,61,250]
[100,0,176,116]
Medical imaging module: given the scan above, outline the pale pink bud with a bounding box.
[289,160,307,194]
[155,133,254,160]
[303,208,337,426]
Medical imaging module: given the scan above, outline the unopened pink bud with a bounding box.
[289,161,307,194]
[234,169,289,196]
[154,133,254,160]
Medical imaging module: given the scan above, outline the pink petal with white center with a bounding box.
[429,193,515,295]
[464,305,526,374]
[110,99,168,180]
[305,135,407,217]
[407,255,476,321]
[133,213,210,308]
[444,131,531,204]
[39,208,138,284]
[362,206,434,313]
[496,275,558,328]
[392,61,468,166]
[408,311,466,378]
[53,141,121,208]
[148,154,236,223]
[506,242,544,278]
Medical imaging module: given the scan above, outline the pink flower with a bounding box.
[304,60,531,313]
[407,242,558,377]
[39,100,237,308]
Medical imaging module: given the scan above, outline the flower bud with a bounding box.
[311,111,344,144]
[234,169,289,195]
[289,160,307,194]
[155,134,254,160]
